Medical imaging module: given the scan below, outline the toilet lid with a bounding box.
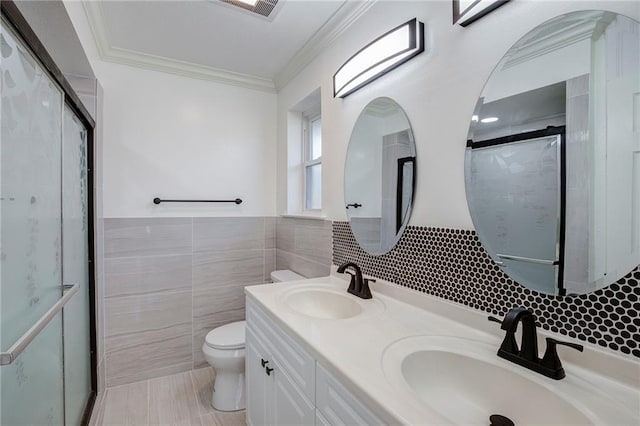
[205,320,246,350]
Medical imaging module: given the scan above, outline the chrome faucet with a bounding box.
[489,307,583,380]
[336,262,374,299]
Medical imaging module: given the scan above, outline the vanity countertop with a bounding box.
[245,274,640,425]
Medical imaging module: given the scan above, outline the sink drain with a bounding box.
[489,414,515,426]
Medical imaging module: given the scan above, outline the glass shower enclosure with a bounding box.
[0,8,95,426]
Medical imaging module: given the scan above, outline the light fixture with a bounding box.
[453,0,510,27]
[481,117,499,123]
[217,0,279,19]
[472,115,479,122]
[333,18,424,98]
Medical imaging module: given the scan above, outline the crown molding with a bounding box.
[273,0,377,91]
[81,1,275,93]
[81,0,376,93]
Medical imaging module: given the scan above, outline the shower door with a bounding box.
[1,14,94,426]
[62,106,92,426]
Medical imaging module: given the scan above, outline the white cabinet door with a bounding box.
[247,301,315,426]
[315,364,385,426]
[247,299,383,426]
[246,327,271,426]
[272,361,315,426]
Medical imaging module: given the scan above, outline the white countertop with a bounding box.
[245,273,640,425]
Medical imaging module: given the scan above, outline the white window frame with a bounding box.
[302,113,322,211]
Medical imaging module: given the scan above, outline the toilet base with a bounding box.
[212,370,246,411]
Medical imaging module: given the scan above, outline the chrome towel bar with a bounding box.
[0,284,78,366]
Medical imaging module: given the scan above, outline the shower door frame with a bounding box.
[1,1,98,424]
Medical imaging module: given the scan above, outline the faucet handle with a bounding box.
[488,315,519,354]
[547,338,584,352]
[540,337,583,379]
[488,315,503,325]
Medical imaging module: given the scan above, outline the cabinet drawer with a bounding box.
[316,364,385,426]
[247,298,315,402]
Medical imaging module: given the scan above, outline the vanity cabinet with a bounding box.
[315,364,384,426]
[246,300,315,426]
[246,299,385,426]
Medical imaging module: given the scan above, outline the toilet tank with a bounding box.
[270,269,304,282]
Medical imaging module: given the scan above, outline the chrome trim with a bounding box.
[0,284,78,366]
[496,254,557,265]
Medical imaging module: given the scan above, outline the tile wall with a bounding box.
[103,217,275,387]
[102,216,332,387]
[275,217,332,278]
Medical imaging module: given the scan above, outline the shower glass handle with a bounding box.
[0,284,78,366]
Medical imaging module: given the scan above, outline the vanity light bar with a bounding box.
[333,18,425,98]
[453,0,510,27]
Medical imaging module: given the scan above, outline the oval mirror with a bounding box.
[345,97,416,255]
[465,11,640,296]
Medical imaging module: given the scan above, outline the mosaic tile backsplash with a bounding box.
[332,222,640,358]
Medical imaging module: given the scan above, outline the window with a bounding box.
[303,114,322,210]
[287,88,321,215]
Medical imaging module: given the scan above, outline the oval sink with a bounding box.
[383,336,595,425]
[283,288,362,319]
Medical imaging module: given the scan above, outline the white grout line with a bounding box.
[191,217,195,370]
[263,217,269,284]
[146,379,150,426]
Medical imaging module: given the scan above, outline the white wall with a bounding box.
[64,3,277,218]
[276,0,640,228]
[98,62,277,218]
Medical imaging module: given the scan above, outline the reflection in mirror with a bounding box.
[465,11,640,295]
[345,97,416,255]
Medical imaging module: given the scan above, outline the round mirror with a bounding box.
[345,97,416,255]
[465,11,640,296]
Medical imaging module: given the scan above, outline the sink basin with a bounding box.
[279,284,385,320]
[383,336,595,425]
[283,288,362,319]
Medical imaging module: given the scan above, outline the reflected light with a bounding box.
[481,117,499,123]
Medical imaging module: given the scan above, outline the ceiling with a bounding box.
[83,0,371,91]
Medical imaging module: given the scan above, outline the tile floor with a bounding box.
[90,367,246,426]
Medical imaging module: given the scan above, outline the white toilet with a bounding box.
[202,269,304,411]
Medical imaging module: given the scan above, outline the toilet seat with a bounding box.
[205,320,246,350]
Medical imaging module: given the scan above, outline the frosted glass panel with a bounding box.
[62,106,91,425]
[1,21,65,426]
[1,314,64,426]
[466,135,561,293]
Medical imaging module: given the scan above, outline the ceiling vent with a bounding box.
[219,0,281,20]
